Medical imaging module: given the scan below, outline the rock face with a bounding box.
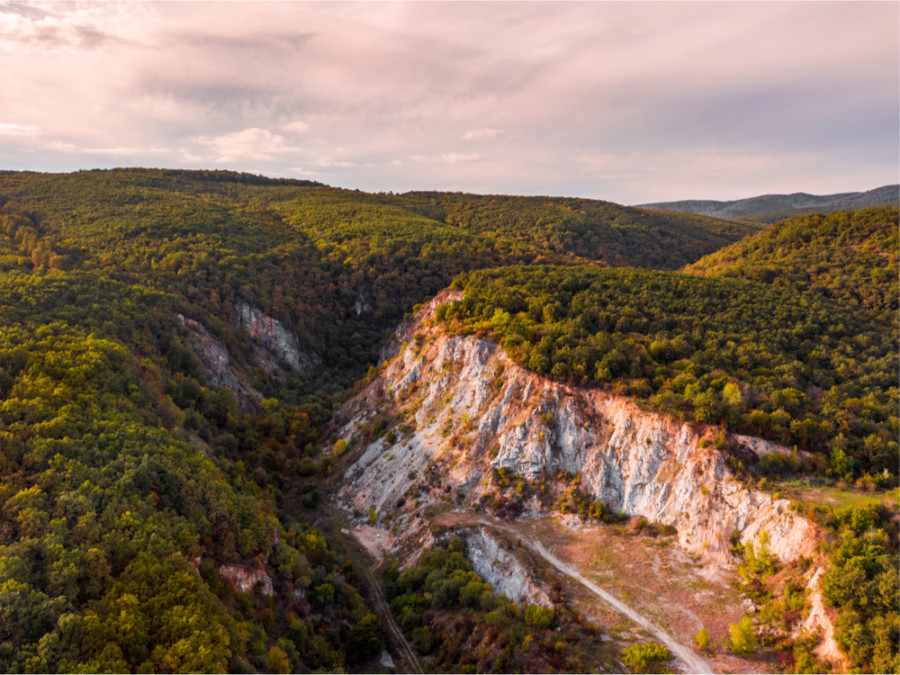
[336,293,817,566]
[176,313,263,411]
[800,567,851,671]
[218,563,275,596]
[465,528,552,608]
[235,299,319,372]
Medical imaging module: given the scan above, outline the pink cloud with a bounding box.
[0,2,895,203]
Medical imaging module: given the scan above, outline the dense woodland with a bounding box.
[0,169,895,673]
[439,208,898,480]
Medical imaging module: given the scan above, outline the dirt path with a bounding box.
[460,515,712,674]
[366,559,423,674]
[313,505,422,674]
[526,537,713,674]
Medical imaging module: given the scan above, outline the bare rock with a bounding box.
[176,313,262,412]
[337,291,818,568]
[465,528,552,608]
[235,299,319,372]
[218,563,274,596]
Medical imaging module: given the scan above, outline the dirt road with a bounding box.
[457,514,713,674]
[366,558,423,674]
[526,537,713,674]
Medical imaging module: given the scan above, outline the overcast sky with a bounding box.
[0,1,897,204]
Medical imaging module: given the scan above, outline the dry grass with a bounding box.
[516,515,773,673]
[434,510,779,672]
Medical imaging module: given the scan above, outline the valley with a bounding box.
[326,289,836,673]
[0,169,895,673]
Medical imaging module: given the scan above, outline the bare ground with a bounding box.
[438,510,770,674]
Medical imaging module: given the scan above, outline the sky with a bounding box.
[0,1,897,204]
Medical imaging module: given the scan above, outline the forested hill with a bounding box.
[0,168,755,673]
[0,168,755,399]
[637,184,899,223]
[438,206,898,479]
[684,207,898,319]
[0,168,894,673]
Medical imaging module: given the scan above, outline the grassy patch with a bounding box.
[783,479,895,510]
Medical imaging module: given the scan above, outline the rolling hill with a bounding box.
[0,169,894,673]
[637,184,898,223]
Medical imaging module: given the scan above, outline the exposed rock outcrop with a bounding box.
[336,294,817,566]
[234,299,320,373]
[176,313,263,411]
[218,563,275,596]
[798,566,851,672]
[465,528,552,608]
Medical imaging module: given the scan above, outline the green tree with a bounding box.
[266,645,291,674]
[620,643,672,673]
[347,613,385,664]
[728,616,757,655]
[524,604,555,629]
[694,627,709,651]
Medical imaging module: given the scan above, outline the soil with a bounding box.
[437,510,769,674]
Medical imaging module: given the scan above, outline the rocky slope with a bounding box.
[234,299,320,373]
[176,312,264,412]
[464,528,552,608]
[335,291,816,566]
[177,300,320,411]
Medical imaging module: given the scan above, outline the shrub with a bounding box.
[524,604,555,630]
[620,643,672,673]
[729,616,757,655]
[411,626,434,654]
[694,627,709,651]
[347,613,385,664]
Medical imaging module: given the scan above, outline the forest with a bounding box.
[438,208,898,480]
[0,169,895,673]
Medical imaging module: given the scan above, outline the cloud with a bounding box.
[440,153,483,164]
[462,128,504,141]
[314,158,356,168]
[0,122,38,136]
[47,141,169,157]
[0,2,131,52]
[281,120,310,134]
[188,128,300,163]
[0,3,50,20]
[0,2,895,203]
[409,153,483,165]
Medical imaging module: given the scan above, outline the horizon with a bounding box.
[1,1,897,204]
[3,165,897,208]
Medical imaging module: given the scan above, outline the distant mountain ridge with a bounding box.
[637,184,899,222]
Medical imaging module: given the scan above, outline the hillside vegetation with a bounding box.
[0,169,752,398]
[0,168,755,672]
[439,207,898,480]
[0,169,895,673]
[433,207,899,673]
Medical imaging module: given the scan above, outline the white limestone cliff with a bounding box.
[336,293,817,566]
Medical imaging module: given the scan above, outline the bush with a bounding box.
[347,613,385,664]
[620,643,672,673]
[729,616,757,655]
[694,627,709,651]
[411,626,434,654]
[524,604,555,630]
